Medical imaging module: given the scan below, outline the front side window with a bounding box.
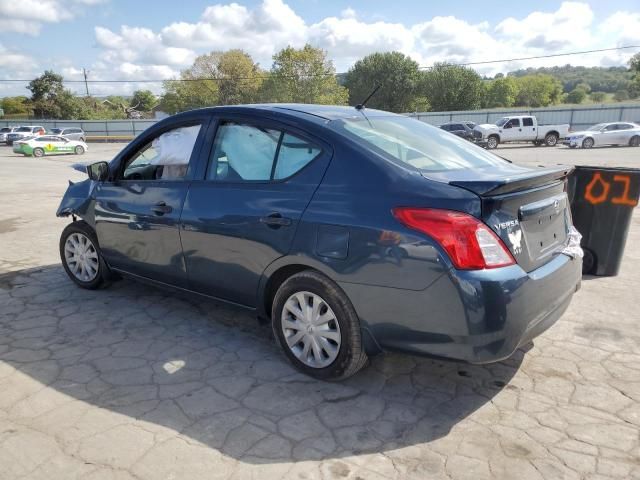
[334,116,507,172]
[506,119,520,128]
[122,124,201,181]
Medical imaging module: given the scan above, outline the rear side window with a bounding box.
[523,117,534,127]
[207,122,321,182]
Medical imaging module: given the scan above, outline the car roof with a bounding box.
[174,103,400,124]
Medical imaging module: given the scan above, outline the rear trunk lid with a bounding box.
[425,164,573,272]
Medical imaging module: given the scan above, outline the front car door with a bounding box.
[598,124,620,145]
[180,116,332,307]
[94,117,209,287]
[500,118,521,141]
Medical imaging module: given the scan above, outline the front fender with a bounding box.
[56,178,97,227]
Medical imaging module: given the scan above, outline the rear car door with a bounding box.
[521,117,537,140]
[94,118,208,287]
[180,116,332,307]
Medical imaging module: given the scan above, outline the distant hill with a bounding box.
[504,65,633,93]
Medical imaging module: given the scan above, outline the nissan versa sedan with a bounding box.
[563,122,640,148]
[56,104,582,380]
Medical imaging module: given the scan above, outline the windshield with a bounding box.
[16,127,32,132]
[50,128,62,134]
[495,118,509,127]
[587,123,607,131]
[333,116,508,172]
[0,127,11,133]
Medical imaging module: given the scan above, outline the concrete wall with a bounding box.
[407,103,640,131]
[0,119,157,139]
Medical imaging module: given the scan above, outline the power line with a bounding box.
[0,44,638,84]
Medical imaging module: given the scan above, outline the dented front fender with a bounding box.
[56,178,97,227]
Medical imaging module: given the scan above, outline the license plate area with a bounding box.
[520,194,568,260]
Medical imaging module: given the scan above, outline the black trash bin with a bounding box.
[567,166,640,276]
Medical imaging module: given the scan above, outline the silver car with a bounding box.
[49,127,86,141]
[563,122,640,148]
[0,126,20,144]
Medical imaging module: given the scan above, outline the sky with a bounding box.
[1,0,639,97]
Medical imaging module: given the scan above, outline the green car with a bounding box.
[13,135,88,157]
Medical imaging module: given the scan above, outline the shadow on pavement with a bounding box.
[0,265,524,464]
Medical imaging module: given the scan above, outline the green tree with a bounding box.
[130,90,157,111]
[614,89,630,102]
[485,76,519,108]
[513,74,563,107]
[589,91,607,103]
[1,96,30,115]
[27,70,65,117]
[216,49,263,105]
[566,87,588,104]
[343,52,426,113]
[260,44,348,104]
[629,53,640,98]
[420,63,484,111]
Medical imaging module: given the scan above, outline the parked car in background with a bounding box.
[56,104,582,380]
[13,135,88,157]
[562,122,640,148]
[0,126,21,144]
[439,121,478,142]
[49,127,86,141]
[473,116,570,149]
[6,126,46,145]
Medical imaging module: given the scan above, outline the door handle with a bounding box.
[260,212,292,228]
[150,201,172,215]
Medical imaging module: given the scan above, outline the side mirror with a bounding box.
[87,161,109,182]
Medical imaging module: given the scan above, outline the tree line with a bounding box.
[2,47,640,120]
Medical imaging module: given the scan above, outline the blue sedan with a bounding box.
[57,104,582,380]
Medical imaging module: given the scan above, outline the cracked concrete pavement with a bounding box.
[1,144,639,479]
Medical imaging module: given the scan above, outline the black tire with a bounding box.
[59,221,109,289]
[582,137,594,149]
[486,135,499,149]
[33,147,44,157]
[75,145,85,155]
[272,270,368,380]
[630,136,640,147]
[582,248,596,275]
[544,133,558,147]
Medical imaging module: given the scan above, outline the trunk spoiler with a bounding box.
[447,165,573,196]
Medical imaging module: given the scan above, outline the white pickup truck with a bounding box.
[473,115,570,149]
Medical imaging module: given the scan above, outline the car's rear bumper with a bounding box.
[341,253,582,363]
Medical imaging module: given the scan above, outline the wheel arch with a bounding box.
[545,130,560,138]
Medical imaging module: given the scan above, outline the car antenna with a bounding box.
[355,85,380,111]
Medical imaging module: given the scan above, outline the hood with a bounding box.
[567,130,594,137]
[474,124,499,133]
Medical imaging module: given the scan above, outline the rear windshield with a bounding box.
[332,116,507,172]
[0,127,11,133]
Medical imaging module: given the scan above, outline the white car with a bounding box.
[562,122,640,148]
[0,126,21,143]
[13,135,88,157]
[473,115,570,149]
[6,125,46,145]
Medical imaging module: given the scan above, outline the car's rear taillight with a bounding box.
[392,208,515,270]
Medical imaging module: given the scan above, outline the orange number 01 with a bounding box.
[584,173,638,207]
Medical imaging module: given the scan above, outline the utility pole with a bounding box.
[83,68,90,96]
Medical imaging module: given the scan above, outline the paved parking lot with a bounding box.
[1,142,639,479]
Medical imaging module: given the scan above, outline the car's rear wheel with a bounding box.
[486,135,499,149]
[544,133,558,146]
[272,270,368,380]
[582,137,594,149]
[630,135,640,147]
[33,148,44,157]
[60,221,108,289]
[75,145,85,155]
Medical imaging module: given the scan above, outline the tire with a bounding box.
[486,135,499,149]
[630,136,640,147]
[544,133,558,147]
[75,145,85,155]
[582,248,596,275]
[272,270,368,380]
[33,147,44,157]
[59,221,108,290]
[582,137,594,149]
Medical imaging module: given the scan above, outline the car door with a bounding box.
[521,117,536,140]
[500,118,521,141]
[94,119,209,287]
[597,124,620,145]
[180,116,332,307]
[615,123,635,145]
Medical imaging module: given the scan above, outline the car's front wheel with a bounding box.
[60,221,108,289]
[75,145,85,155]
[582,137,594,149]
[486,135,499,149]
[272,270,368,380]
[33,147,44,157]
